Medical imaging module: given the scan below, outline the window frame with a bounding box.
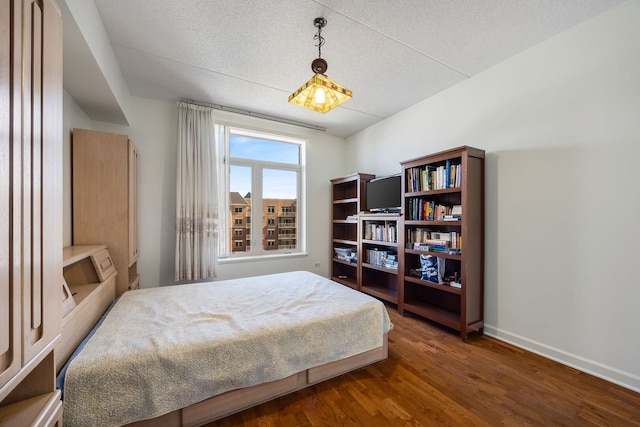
[217,125,305,260]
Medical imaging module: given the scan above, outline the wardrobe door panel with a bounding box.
[0,0,21,390]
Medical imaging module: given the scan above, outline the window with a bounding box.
[218,126,304,258]
[234,230,243,237]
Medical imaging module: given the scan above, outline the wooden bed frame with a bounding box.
[58,253,389,427]
[125,335,388,427]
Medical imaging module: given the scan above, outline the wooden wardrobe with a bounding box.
[72,128,140,296]
[0,0,64,425]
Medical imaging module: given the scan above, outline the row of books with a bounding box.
[406,160,461,192]
[406,230,462,255]
[407,229,462,250]
[406,199,462,221]
[363,222,397,243]
[365,249,398,269]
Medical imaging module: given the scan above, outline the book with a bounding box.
[431,232,451,241]
[445,160,451,189]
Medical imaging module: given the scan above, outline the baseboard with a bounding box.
[484,325,640,393]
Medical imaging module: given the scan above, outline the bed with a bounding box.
[59,270,391,427]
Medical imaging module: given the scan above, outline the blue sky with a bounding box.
[230,134,299,199]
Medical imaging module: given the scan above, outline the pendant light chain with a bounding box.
[314,21,325,59]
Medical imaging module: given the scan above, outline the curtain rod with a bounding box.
[181,99,327,132]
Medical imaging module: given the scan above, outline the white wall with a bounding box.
[347,1,640,391]
[62,95,349,287]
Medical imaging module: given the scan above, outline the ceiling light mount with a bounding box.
[288,16,352,114]
[311,58,327,74]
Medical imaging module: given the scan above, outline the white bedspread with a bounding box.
[63,271,391,427]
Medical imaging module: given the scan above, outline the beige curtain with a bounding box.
[175,102,218,281]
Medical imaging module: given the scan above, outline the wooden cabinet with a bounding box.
[359,214,403,307]
[330,173,374,290]
[1,0,63,424]
[72,129,140,296]
[58,245,117,372]
[400,146,485,341]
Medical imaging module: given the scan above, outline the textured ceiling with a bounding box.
[74,0,625,137]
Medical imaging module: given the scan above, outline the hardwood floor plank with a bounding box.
[205,306,640,426]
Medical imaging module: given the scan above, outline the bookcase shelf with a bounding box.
[404,220,462,226]
[404,275,462,295]
[404,249,462,261]
[361,282,399,303]
[361,263,399,274]
[330,173,375,290]
[361,239,397,247]
[403,299,462,331]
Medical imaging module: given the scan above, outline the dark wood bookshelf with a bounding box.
[400,146,485,342]
[330,147,483,342]
[330,173,374,289]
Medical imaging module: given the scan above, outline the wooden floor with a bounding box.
[207,306,640,426]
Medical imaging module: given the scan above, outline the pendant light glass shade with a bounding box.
[288,17,351,113]
[288,73,352,114]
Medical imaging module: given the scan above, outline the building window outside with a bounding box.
[218,126,304,257]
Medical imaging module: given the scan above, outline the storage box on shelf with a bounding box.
[359,213,403,307]
[330,173,374,289]
[400,146,485,342]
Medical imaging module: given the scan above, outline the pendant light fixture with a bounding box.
[288,17,352,113]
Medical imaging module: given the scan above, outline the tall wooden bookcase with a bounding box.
[72,128,140,296]
[400,146,485,341]
[1,0,64,424]
[330,173,374,289]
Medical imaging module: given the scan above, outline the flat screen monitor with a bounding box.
[366,174,401,213]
